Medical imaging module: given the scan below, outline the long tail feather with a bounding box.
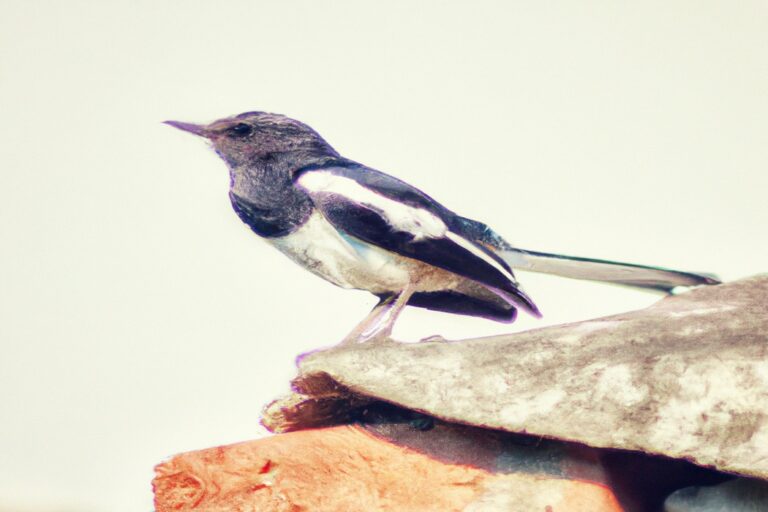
[500,248,720,293]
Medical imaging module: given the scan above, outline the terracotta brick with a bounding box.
[154,425,624,512]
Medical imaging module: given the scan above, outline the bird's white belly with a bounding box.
[268,212,417,294]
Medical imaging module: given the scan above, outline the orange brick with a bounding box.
[154,425,624,511]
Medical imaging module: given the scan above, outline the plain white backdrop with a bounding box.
[1,1,766,510]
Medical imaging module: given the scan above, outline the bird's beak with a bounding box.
[163,120,210,138]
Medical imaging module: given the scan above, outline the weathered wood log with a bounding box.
[263,276,768,480]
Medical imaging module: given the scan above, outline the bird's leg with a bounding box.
[339,295,396,345]
[361,282,415,343]
[339,282,416,345]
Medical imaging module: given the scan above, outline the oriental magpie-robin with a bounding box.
[165,112,719,343]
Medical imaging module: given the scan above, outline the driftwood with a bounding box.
[263,276,768,480]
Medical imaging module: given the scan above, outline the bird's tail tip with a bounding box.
[501,248,720,294]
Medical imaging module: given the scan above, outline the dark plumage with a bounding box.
[165,112,720,343]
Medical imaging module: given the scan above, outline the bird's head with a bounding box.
[164,111,338,169]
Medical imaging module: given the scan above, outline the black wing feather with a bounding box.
[295,163,540,316]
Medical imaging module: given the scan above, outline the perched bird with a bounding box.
[165,112,719,343]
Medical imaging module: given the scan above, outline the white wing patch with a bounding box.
[297,169,517,286]
[297,171,446,240]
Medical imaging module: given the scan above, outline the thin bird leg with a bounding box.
[338,296,396,345]
[363,282,415,342]
[339,282,417,345]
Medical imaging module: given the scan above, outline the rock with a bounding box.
[263,276,768,479]
[664,477,768,511]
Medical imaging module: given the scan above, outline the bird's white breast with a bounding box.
[267,212,414,293]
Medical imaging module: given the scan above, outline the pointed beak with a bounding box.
[163,120,209,138]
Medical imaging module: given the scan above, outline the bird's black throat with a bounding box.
[227,153,328,238]
[229,190,313,238]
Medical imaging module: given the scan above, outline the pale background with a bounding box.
[1,1,766,510]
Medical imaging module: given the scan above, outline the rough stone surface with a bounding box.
[263,276,768,479]
[664,477,768,511]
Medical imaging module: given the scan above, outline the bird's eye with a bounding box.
[227,123,252,137]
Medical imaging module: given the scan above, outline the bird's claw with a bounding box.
[419,334,449,343]
[338,332,396,346]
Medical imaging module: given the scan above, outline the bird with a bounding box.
[165,111,720,344]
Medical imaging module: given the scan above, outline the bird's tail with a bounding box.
[499,248,720,293]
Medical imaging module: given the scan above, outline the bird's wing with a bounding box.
[294,164,540,316]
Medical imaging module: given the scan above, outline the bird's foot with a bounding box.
[419,334,449,343]
[366,333,396,345]
[338,331,396,346]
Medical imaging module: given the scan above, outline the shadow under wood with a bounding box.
[351,401,731,512]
